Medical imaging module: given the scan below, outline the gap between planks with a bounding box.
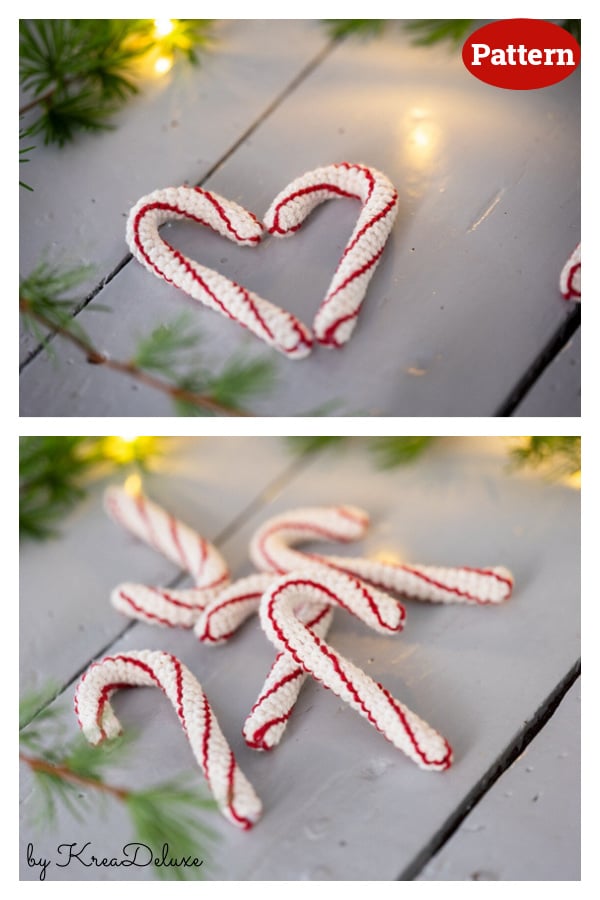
[19,448,323,729]
[19,41,336,373]
[495,307,580,416]
[399,660,581,880]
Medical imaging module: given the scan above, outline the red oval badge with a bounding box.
[463,19,580,90]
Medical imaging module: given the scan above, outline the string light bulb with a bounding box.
[154,18,174,37]
[154,55,174,75]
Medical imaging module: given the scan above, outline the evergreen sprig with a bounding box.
[20,258,96,350]
[19,19,214,148]
[402,19,474,47]
[368,436,433,468]
[324,20,387,40]
[19,436,162,541]
[324,19,579,50]
[287,436,434,467]
[19,127,35,191]
[20,262,275,416]
[20,691,217,878]
[511,436,581,481]
[125,777,217,880]
[324,19,474,46]
[20,437,101,540]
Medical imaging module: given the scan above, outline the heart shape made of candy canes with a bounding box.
[126,163,399,359]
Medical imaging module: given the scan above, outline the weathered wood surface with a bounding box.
[19,438,580,880]
[19,22,580,416]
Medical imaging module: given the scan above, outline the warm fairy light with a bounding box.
[154,18,174,37]
[154,55,174,75]
[563,470,581,490]
[101,436,159,466]
[124,473,143,497]
[372,549,403,566]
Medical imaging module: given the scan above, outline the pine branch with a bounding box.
[19,436,163,541]
[20,436,101,540]
[20,751,128,801]
[324,20,387,39]
[368,436,433,468]
[20,269,273,415]
[402,20,474,47]
[286,436,349,455]
[20,687,218,878]
[19,20,215,148]
[511,436,581,480]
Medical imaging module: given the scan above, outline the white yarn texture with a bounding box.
[560,243,581,301]
[101,492,513,763]
[264,163,399,347]
[250,505,513,605]
[125,163,398,357]
[104,486,230,626]
[74,650,262,829]
[259,570,452,771]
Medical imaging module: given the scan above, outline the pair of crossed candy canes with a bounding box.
[75,487,513,829]
[127,163,399,358]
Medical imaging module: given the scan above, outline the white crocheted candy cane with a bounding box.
[104,485,230,626]
[560,243,581,301]
[264,163,399,347]
[196,508,391,751]
[250,506,513,605]
[74,650,262,830]
[240,506,376,749]
[260,570,452,771]
[126,186,313,359]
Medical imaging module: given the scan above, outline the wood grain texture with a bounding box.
[19,24,580,415]
[19,438,580,880]
[417,680,581,881]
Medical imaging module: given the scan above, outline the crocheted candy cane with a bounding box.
[197,508,384,750]
[240,506,375,749]
[110,583,221,629]
[560,243,581,301]
[250,506,513,605]
[126,186,312,359]
[195,573,276,644]
[105,485,230,626]
[74,650,262,830]
[264,163,399,347]
[260,571,452,772]
[243,602,334,750]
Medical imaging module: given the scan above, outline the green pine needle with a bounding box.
[125,776,218,880]
[20,684,62,732]
[368,437,433,469]
[402,19,474,47]
[20,258,96,349]
[173,354,276,417]
[286,436,348,455]
[205,355,276,409]
[20,20,214,147]
[131,314,203,378]
[19,436,99,540]
[511,436,581,480]
[324,20,387,40]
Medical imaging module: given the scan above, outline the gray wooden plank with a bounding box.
[20,25,580,416]
[20,438,580,880]
[514,328,581,417]
[417,680,580,881]
[19,19,329,361]
[19,437,303,698]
